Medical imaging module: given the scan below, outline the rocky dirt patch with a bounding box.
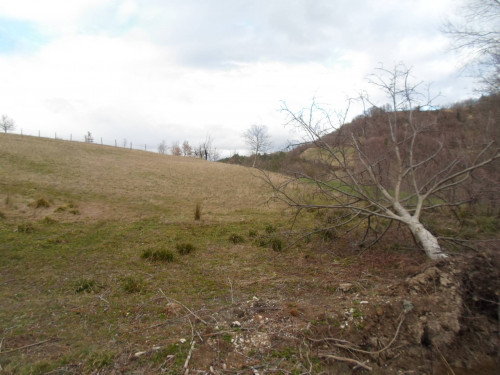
[139,253,499,374]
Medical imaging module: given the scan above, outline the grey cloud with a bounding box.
[82,0,449,69]
[135,0,444,68]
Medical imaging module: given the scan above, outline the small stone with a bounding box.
[252,296,259,301]
[360,301,369,304]
[403,300,414,312]
[339,283,353,292]
[231,321,241,328]
[179,338,187,344]
[134,351,147,357]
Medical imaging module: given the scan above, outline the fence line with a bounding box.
[17,129,161,154]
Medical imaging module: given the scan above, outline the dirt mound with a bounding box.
[88,253,498,374]
[304,253,499,374]
[177,253,499,374]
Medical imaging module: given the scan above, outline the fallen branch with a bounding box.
[433,343,456,375]
[201,330,234,338]
[158,289,208,325]
[309,313,405,355]
[1,338,54,354]
[228,277,235,305]
[319,353,372,371]
[183,318,196,375]
[183,340,195,374]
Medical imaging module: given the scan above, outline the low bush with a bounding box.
[41,216,57,224]
[34,198,50,208]
[248,229,258,238]
[254,236,268,247]
[17,223,34,233]
[228,234,245,244]
[270,237,283,252]
[265,224,277,234]
[121,276,144,293]
[75,278,102,293]
[194,202,202,221]
[142,248,174,262]
[474,215,498,233]
[176,242,195,255]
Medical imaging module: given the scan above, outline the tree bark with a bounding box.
[408,220,447,260]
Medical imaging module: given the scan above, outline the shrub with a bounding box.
[265,224,277,233]
[194,202,202,221]
[75,278,101,293]
[176,242,195,255]
[322,229,336,241]
[270,237,283,252]
[17,223,34,233]
[248,229,258,238]
[141,249,153,259]
[142,248,174,262]
[55,203,79,214]
[228,234,245,244]
[121,276,144,293]
[34,198,50,208]
[254,236,268,247]
[474,215,498,233]
[41,216,57,224]
[157,250,174,262]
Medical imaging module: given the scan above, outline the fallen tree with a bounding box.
[263,64,499,260]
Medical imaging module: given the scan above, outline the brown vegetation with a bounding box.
[0,129,498,374]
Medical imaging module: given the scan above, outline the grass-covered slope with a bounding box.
[0,134,289,373]
[0,134,497,374]
[0,134,274,223]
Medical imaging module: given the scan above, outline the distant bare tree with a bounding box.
[243,124,272,167]
[0,114,15,133]
[444,0,500,92]
[158,140,167,154]
[194,136,219,161]
[182,140,192,156]
[84,131,94,143]
[171,142,182,156]
[122,138,128,148]
[264,64,499,260]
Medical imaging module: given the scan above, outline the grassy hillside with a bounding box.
[0,134,291,373]
[0,134,275,223]
[0,134,497,374]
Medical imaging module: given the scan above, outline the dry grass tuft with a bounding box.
[194,202,202,221]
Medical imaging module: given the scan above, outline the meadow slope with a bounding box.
[0,134,497,374]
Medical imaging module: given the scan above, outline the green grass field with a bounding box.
[3,134,490,374]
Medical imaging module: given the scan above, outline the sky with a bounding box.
[0,0,477,156]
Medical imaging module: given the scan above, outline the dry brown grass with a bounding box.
[0,134,278,223]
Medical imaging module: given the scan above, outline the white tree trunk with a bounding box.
[408,220,448,260]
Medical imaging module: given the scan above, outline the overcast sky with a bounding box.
[0,0,476,156]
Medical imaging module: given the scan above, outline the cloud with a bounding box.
[0,0,477,157]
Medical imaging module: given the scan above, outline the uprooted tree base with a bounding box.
[305,252,499,374]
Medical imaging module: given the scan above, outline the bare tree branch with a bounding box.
[263,64,498,260]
